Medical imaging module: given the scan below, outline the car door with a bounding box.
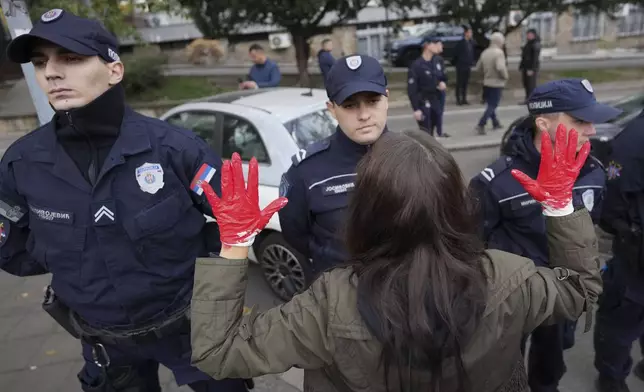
[218,113,283,232]
[441,26,463,61]
[164,110,223,155]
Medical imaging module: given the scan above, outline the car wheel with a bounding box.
[256,232,312,301]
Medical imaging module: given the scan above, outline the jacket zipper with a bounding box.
[66,112,98,186]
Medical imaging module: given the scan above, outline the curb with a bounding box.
[387,81,644,111]
[444,138,503,152]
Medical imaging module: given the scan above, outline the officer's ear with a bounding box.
[534,115,551,134]
[106,61,125,86]
[326,101,337,119]
[384,89,389,97]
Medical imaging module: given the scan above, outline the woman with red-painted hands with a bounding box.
[189,130,601,392]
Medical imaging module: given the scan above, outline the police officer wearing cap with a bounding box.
[407,36,450,138]
[278,54,389,291]
[469,78,622,392]
[593,108,644,392]
[2,9,248,392]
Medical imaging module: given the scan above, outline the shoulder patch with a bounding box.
[477,156,513,183]
[291,140,330,167]
[606,160,622,180]
[0,218,9,247]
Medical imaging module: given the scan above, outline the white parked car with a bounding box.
[160,87,337,300]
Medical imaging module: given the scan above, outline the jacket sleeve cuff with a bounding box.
[542,201,574,217]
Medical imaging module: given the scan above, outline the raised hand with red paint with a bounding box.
[199,153,288,247]
[511,124,591,216]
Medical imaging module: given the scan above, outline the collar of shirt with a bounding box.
[54,84,125,141]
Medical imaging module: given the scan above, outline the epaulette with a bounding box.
[290,139,331,166]
[477,156,513,183]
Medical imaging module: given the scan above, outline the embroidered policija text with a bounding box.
[528,101,553,110]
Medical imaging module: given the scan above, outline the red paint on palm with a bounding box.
[200,153,288,246]
[511,124,590,210]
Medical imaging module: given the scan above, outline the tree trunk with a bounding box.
[470,18,488,49]
[291,32,312,87]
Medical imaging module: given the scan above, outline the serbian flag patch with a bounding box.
[190,163,217,195]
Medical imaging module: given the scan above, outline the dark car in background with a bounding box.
[500,91,644,166]
[384,24,485,68]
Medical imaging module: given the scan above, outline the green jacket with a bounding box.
[190,209,602,392]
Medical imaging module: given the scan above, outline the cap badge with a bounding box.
[41,9,63,23]
[581,79,593,93]
[346,55,362,70]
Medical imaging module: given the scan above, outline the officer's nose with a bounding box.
[585,124,596,136]
[357,102,371,120]
[44,58,64,80]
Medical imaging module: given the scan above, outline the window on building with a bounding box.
[524,12,556,46]
[572,12,604,40]
[618,4,644,36]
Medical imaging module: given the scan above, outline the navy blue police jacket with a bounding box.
[407,56,447,111]
[278,127,380,270]
[469,125,605,266]
[0,102,222,328]
[599,110,644,291]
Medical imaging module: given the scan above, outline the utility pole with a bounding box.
[2,0,54,125]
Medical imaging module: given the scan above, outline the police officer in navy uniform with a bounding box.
[278,54,389,287]
[469,78,622,392]
[593,108,644,392]
[407,36,449,138]
[2,9,248,392]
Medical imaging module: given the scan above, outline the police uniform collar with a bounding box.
[54,83,125,138]
[334,125,388,153]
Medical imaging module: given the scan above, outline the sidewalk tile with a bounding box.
[0,334,49,372]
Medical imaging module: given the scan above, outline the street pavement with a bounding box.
[1,88,644,391]
[163,55,644,76]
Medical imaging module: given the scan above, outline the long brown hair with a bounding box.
[347,130,489,391]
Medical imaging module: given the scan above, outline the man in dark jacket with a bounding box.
[470,78,622,392]
[520,29,541,103]
[318,38,336,84]
[453,25,475,105]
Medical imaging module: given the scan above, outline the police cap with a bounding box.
[526,78,622,123]
[325,54,387,104]
[7,9,120,64]
[422,35,442,44]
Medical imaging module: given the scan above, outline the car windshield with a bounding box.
[607,93,644,125]
[284,110,338,149]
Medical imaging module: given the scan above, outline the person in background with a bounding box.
[480,30,508,104]
[239,43,281,89]
[593,108,644,392]
[318,38,335,83]
[189,124,602,392]
[407,36,449,137]
[453,24,475,105]
[519,29,541,104]
[469,78,622,392]
[474,32,508,135]
[435,39,450,137]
